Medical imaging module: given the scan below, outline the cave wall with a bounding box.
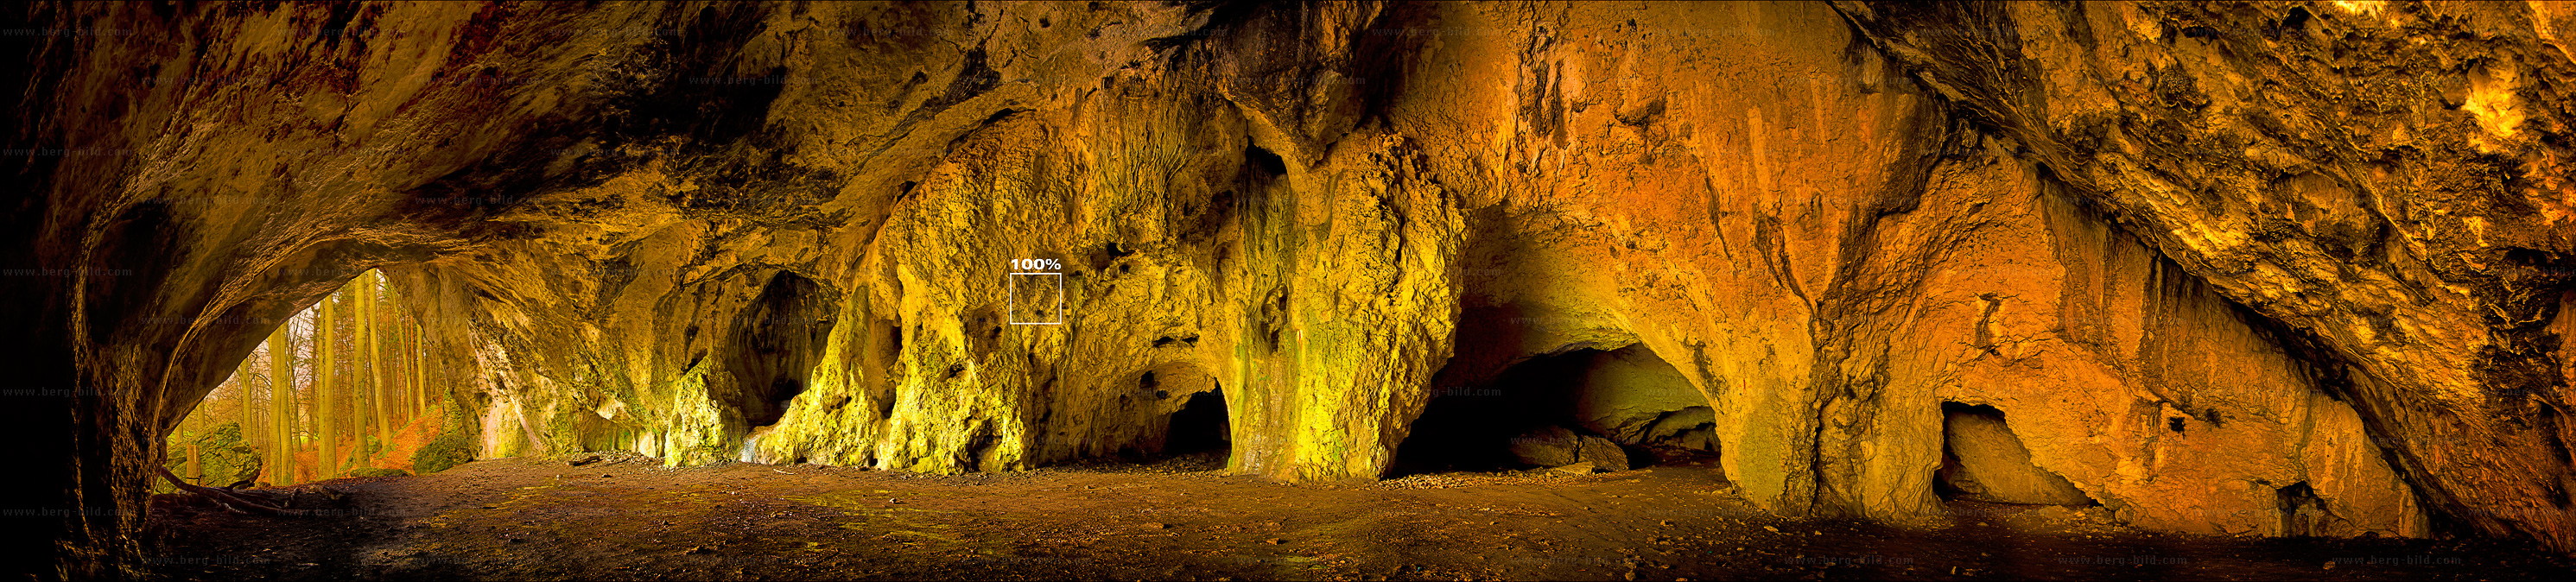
[10,1,2576,578]
[1837,0,2575,549]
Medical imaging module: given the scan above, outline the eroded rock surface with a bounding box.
[10,1,2576,577]
[1938,405,2092,506]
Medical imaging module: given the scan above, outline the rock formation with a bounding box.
[6,1,2573,578]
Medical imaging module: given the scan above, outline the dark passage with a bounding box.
[1394,345,1716,476]
[1165,389,1229,455]
[727,272,836,428]
[1396,350,1594,474]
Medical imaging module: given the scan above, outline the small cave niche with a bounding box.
[2278,481,2333,537]
[1393,344,1716,477]
[725,271,836,429]
[1083,365,1228,468]
[1935,402,2096,506]
[1135,365,1228,462]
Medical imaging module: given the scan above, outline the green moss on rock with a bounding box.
[160,422,262,492]
[411,402,479,475]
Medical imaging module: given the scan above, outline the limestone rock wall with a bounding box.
[1837,0,2572,547]
[10,1,2576,578]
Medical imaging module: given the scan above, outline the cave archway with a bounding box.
[161,269,446,489]
[1393,344,1716,476]
[726,271,837,430]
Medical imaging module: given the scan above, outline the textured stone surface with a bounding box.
[1836,0,2573,546]
[1508,425,1583,468]
[1938,406,2093,506]
[159,423,263,493]
[1509,426,1627,473]
[10,1,2576,577]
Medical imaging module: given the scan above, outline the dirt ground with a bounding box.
[143,453,2571,581]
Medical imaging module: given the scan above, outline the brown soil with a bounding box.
[143,454,2571,581]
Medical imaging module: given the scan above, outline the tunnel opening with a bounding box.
[1935,402,2097,506]
[1393,344,1716,477]
[725,271,836,430]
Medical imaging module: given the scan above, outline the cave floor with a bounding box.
[142,453,2568,581]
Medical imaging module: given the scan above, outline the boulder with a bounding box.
[161,422,262,493]
[1509,426,1583,467]
[1639,407,1719,452]
[1509,426,1629,472]
[1576,434,1630,472]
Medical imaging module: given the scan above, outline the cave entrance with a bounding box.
[726,271,836,431]
[1934,402,2096,506]
[1393,344,1717,477]
[162,269,441,490]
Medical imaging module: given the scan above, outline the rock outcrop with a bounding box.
[157,423,263,494]
[7,1,2574,578]
[1508,425,1629,471]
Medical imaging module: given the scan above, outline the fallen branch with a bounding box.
[155,465,308,516]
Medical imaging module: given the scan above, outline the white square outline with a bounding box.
[1007,272,1065,325]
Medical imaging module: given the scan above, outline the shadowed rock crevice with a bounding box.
[1395,345,1706,476]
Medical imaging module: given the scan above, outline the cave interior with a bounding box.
[10,1,2576,580]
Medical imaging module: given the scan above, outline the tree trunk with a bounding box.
[268,319,296,485]
[317,292,338,480]
[365,273,390,460]
[404,320,420,420]
[230,352,251,457]
[353,276,374,469]
[404,307,421,427]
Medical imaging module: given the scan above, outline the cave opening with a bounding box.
[1393,344,1717,477]
[725,271,836,430]
[160,269,443,492]
[1935,402,2097,506]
